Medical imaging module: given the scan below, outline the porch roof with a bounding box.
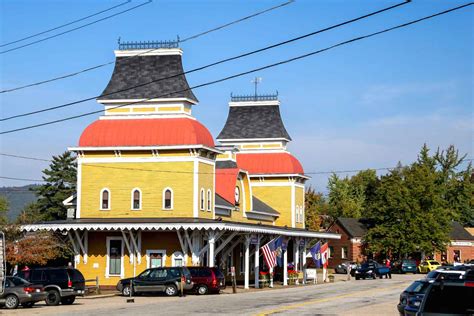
[21,217,340,239]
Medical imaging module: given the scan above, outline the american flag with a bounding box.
[261,237,279,269]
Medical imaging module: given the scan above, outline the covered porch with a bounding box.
[22,218,340,289]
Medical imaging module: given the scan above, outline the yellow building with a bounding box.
[24,40,339,289]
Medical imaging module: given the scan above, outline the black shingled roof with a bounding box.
[252,197,280,216]
[217,105,291,140]
[336,217,368,238]
[215,193,234,209]
[216,160,238,169]
[99,54,197,102]
[450,221,474,240]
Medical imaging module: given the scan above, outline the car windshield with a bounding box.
[427,270,440,279]
[9,277,29,286]
[361,263,375,269]
[403,260,416,265]
[138,269,152,278]
[429,261,440,265]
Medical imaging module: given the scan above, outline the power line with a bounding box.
[1,1,409,120]
[2,2,471,134]
[0,0,295,94]
[0,0,152,55]
[0,0,131,48]
[0,176,45,183]
[1,152,472,180]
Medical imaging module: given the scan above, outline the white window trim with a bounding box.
[146,249,167,268]
[342,247,347,259]
[200,188,205,211]
[106,236,124,278]
[171,251,184,267]
[162,187,174,210]
[207,189,212,212]
[131,188,142,210]
[100,188,111,211]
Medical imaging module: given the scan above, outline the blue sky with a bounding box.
[0,0,472,191]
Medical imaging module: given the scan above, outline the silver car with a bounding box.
[0,276,46,309]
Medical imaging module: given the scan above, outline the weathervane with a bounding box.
[251,77,262,98]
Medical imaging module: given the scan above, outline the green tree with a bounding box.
[34,151,76,221]
[16,202,44,224]
[305,187,329,230]
[0,196,9,225]
[327,174,364,219]
[364,145,452,258]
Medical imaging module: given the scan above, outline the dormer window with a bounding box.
[131,189,141,210]
[234,186,240,206]
[101,189,110,210]
[163,188,173,210]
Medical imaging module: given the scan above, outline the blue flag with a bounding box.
[274,236,288,267]
[310,241,321,268]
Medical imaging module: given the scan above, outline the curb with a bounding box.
[78,293,119,299]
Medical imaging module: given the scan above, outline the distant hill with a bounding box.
[0,185,39,221]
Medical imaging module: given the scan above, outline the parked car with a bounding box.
[354,262,390,280]
[397,279,430,316]
[425,269,465,281]
[417,260,441,273]
[16,267,85,306]
[334,262,359,275]
[0,276,46,309]
[393,259,417,274]
[416,279,474,315]
[187,267,226,295]
[117,267,193,297]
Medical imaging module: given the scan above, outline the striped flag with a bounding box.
[261,237,279,269]
[320,242,329,268]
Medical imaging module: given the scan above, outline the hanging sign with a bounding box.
[250,235,259,245]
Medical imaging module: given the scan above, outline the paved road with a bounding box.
[3,274,419,315]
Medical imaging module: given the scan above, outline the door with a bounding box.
[133,269,160,293]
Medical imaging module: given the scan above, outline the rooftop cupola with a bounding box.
[217,92,291,150]
[97,39,198,117]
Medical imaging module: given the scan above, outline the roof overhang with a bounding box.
[68,145,223,155]
[248,173,311,180]
[21,219,341,239]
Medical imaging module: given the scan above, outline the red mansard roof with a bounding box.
[215,168,240,205]
[79,118,215,147]
[236,152,304,175]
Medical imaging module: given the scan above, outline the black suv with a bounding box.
[417,279,474,315]
[117,267,193,296]
[16,267,85,306]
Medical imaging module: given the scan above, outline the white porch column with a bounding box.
[302,239,307,284]
[295,238,300,284]
[244,235,250,289]
[254,235,260,289]
[283,246,288,286]
[192,231,201,266]
[208,231,216,267]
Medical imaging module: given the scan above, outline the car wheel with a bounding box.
[355,276,360,280]
[164,284,178,296]
[4,294,19,309]
[45,289,61,306]
[22,302,35,308]
[197,285,208,295]
[61,296,76,305]
[122,285,131,297]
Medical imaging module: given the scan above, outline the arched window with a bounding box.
[100,189,110,210]
[295,206,299,223]
[131,189,141,210]
[207,189,211,211]
[163,188,173,210]
[200,188,205,210]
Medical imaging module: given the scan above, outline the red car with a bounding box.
[187,267,226,295]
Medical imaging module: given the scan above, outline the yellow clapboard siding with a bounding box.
[158,106,182,112]
[262,143,282,148]
[80,161,194,218]
[132,107,155,112]
[106,108,129,113]
[198,162,214,219]
[252,186,292,227]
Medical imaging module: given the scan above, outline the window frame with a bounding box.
[146,249,167,269]
[207,189,212,212]
[131,188,142,210]
[162,187,174,210]
[100,188,111,210]
[341,246,348,259]
[171,251,184,267]
[106,236,124,278]
[200,188,205,210]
